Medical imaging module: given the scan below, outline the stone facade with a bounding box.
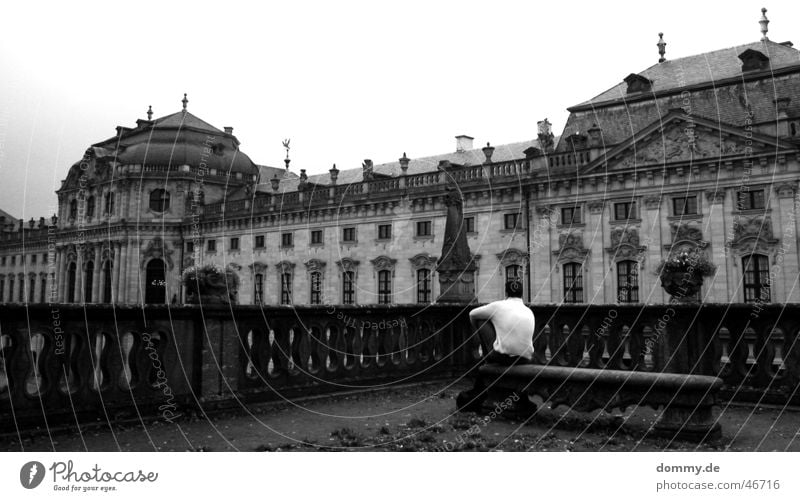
[1,37,799,307]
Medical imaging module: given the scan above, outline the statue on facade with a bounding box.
[436,186,477,303]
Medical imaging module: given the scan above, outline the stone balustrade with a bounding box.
[1,303,797,431]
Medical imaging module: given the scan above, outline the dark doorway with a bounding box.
[67,262,77,303]
[85,261,94,303]
[145,259,166,304]
[103,260,112,303]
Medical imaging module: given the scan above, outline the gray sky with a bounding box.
[1,0,797,219]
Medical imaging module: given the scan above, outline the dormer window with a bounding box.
[739,49,769,72]
[624,73,653,94]
[149,189,170,212]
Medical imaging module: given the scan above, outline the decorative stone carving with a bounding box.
[727,215,779,257]
[409,253,437,269]
[276,261,295,275]
[665,223,708,252]
[496,248,529,267]
[588,202,604,214]
[141,237,174,270]
[335,258,360,272]
[248,261,267,273]
[606,227,647,261]
[554,232,590,262]
[436,185,477,303]
[304,259,326,272]
[775,183,797,198]
[370,255,397,271]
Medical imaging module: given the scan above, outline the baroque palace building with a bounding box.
[1,15,800,308]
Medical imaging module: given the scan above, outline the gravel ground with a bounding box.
[2,381,799,452]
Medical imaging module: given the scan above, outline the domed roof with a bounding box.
[90,108,259,176]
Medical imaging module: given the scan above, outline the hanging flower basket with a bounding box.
[655,250,716,302]
[182,264,240,304]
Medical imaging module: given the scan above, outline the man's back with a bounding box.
[469,297,535,359]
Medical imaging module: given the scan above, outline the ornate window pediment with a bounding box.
[336,258,360,273]
[305,259,326,272]
[554,232,589,263]
[370,255,397,272]
[664,223,708,252]
[728,215,779,257]
[409,253,437,270]
[607,227,647,262]
[276,261,295,275]
[496,248,529,267]
[248,261,267,274]
[141,237,174,270]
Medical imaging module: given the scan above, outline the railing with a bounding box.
[2,303,794,431]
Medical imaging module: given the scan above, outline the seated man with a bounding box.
[469,279,535,365]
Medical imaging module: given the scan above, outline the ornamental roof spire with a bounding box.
[146,105,153,120]
[657,32,666,63]
[759,7,769,41]
[182,93,188,111]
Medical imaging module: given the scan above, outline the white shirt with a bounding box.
[469,297,535,359]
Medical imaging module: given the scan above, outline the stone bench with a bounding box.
[456,364,724,442]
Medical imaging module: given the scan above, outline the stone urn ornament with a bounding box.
[182,264,240,304]
[655,250,716,302]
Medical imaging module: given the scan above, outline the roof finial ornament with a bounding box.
[760,7,769,41]
[146,105,153,120]
[657,32,667,63]
[282,138,291,171]
[182,93,188,111]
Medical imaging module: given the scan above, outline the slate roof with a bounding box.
[555,39,800,152]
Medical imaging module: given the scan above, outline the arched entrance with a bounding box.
[144,259,166,304]
[67,262,77,303]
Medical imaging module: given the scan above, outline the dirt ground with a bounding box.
[2,380,799,452]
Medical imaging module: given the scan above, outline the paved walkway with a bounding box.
[3,381,799,452]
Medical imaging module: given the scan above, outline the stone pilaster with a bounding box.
[705,190,728,302]
[75,248,83,303]
[587,201,605,303]
[92,245,101,303]
[111,241,121,303]
[775,183,799,302]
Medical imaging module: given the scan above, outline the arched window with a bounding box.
[67,262,76,303]
[86,196,96,218]
[254,273,264,304]
[310,271,322,305]
[28,276,35,303]
[743,254,770,303]
[69,200,78,220]
[149,189,170,212]
[17,274,24,302]
[103,260,112,303]
[342,271,355,305]
[416,268,432,304]
[8,276,14,303]
[505,264,523,287]
[280,273,292,305]
[617,260,639,303]
[104,192,115,216]
[378,270,392,304]
[84,261,94,303]
[0,276,5,302]
[145,259,166,304]
[563,262,583,303]
[40,276,47,303]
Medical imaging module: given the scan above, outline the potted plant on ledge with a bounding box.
[182,264,240,305]
[655,249,716,302]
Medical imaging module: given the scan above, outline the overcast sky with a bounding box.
[1,0,798,219]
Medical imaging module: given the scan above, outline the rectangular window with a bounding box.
[254,273,264,304]
[11,256,16,266]
[1,257,5,266]
[31,254,37,264]
[672,196,698,216]
[416,268,432,303]
[186,241,195,254]
[0,279,4,302]
[310,271,322,305]
[230,237,240,251]
[281,232,293,248]
[280,273,292,304]
[743,254,770,303]
[254,235,265,249]
[416,221,432,237]
[563,263,583,303]
[207,239,216,252]
[104,192,115,216]
[614,201,637,221]
[29,277,35,303]
[342,271,355,305]
[342,227,356,243]
[310,230,323,245]
[561,206,581,225]
[465,216,475,234]
[378,270,392,304]
[737,190,766,211]
[378,224,392,240]
[616,260,639,303]
[504,213,520,230]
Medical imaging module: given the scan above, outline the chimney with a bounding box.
[455,135,474,153]
[329,164,339,184]
[482,143,495,164]
[271,174,280,192]
[362,159,374,181]
[224,126,233,135]
[588,123,603,148]
[399,153,409,175]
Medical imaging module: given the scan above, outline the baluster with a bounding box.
[717,327,731,377]
[325,325,340,372]
[405,321,418,365]
[769,328,786,378]
[90,332,108,392]
[542,325,552,364]
[118,332,136,389]
[58,334,81,394]
[393,323,405,366]
[743,327,758,378]
[0,333,13,398]
[620,326,632,370]
[25,333,46,396]
[245,329,257,380]
[641,326,655,371]
[579,325,591,368]
[307,325,322,375]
